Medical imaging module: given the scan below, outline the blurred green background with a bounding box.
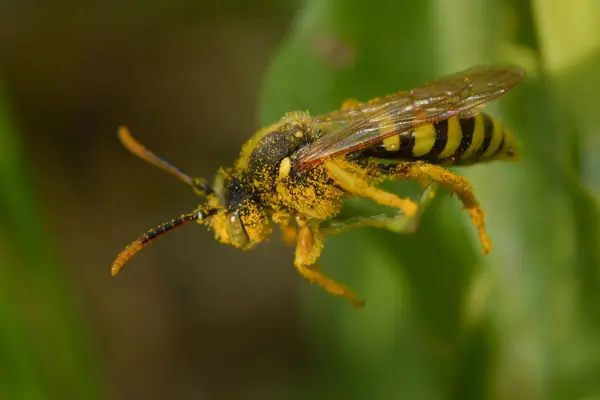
[1,0,600,399]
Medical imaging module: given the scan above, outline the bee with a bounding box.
[111,65,525,307]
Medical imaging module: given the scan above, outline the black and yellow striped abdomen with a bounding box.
[360,113,518,166]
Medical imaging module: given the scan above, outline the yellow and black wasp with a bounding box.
[111,65,525,307]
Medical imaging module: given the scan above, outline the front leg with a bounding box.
[272,210,297,245]
[293,215,365,308]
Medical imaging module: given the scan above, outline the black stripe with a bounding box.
[455,117,474,158]
[419,120,448,161]
[359,129,415,161]
[397,130,416,158]
[476,114,494,157]
[363,129,415,159]
[490,129,505,158]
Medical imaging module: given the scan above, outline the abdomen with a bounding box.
[360,113,510,166]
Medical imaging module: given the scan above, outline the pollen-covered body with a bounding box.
[213,112,398,249]
[206,112,346,250]
[212,109,518,252]
[238,112,346,222]
[111,65,525,308]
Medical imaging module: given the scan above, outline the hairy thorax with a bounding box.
[272,163,344,220]
[236,112,346,221]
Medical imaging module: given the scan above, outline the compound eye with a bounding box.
[225,212,249,247]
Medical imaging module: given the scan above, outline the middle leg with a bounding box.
[325,161,418,217]
[322,183,438,236]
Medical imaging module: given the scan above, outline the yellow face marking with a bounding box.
[382,135,400,151]
[278,157,292,179]
[481,117,503,158]
[412,124,436,157]
[439,117,462,158]
[295,131,304,138]
[460,114,485,160]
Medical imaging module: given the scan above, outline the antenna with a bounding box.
[118,126,214,195]
[111,211,204,276]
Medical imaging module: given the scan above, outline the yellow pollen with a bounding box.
[278,157,292,179]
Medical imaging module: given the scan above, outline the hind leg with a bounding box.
[388,162,492,254]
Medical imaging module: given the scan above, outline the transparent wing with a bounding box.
[294,65,525,166]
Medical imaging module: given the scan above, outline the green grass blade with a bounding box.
[0,80,103,399]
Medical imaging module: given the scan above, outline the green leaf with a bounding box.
[260,0,600,398]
